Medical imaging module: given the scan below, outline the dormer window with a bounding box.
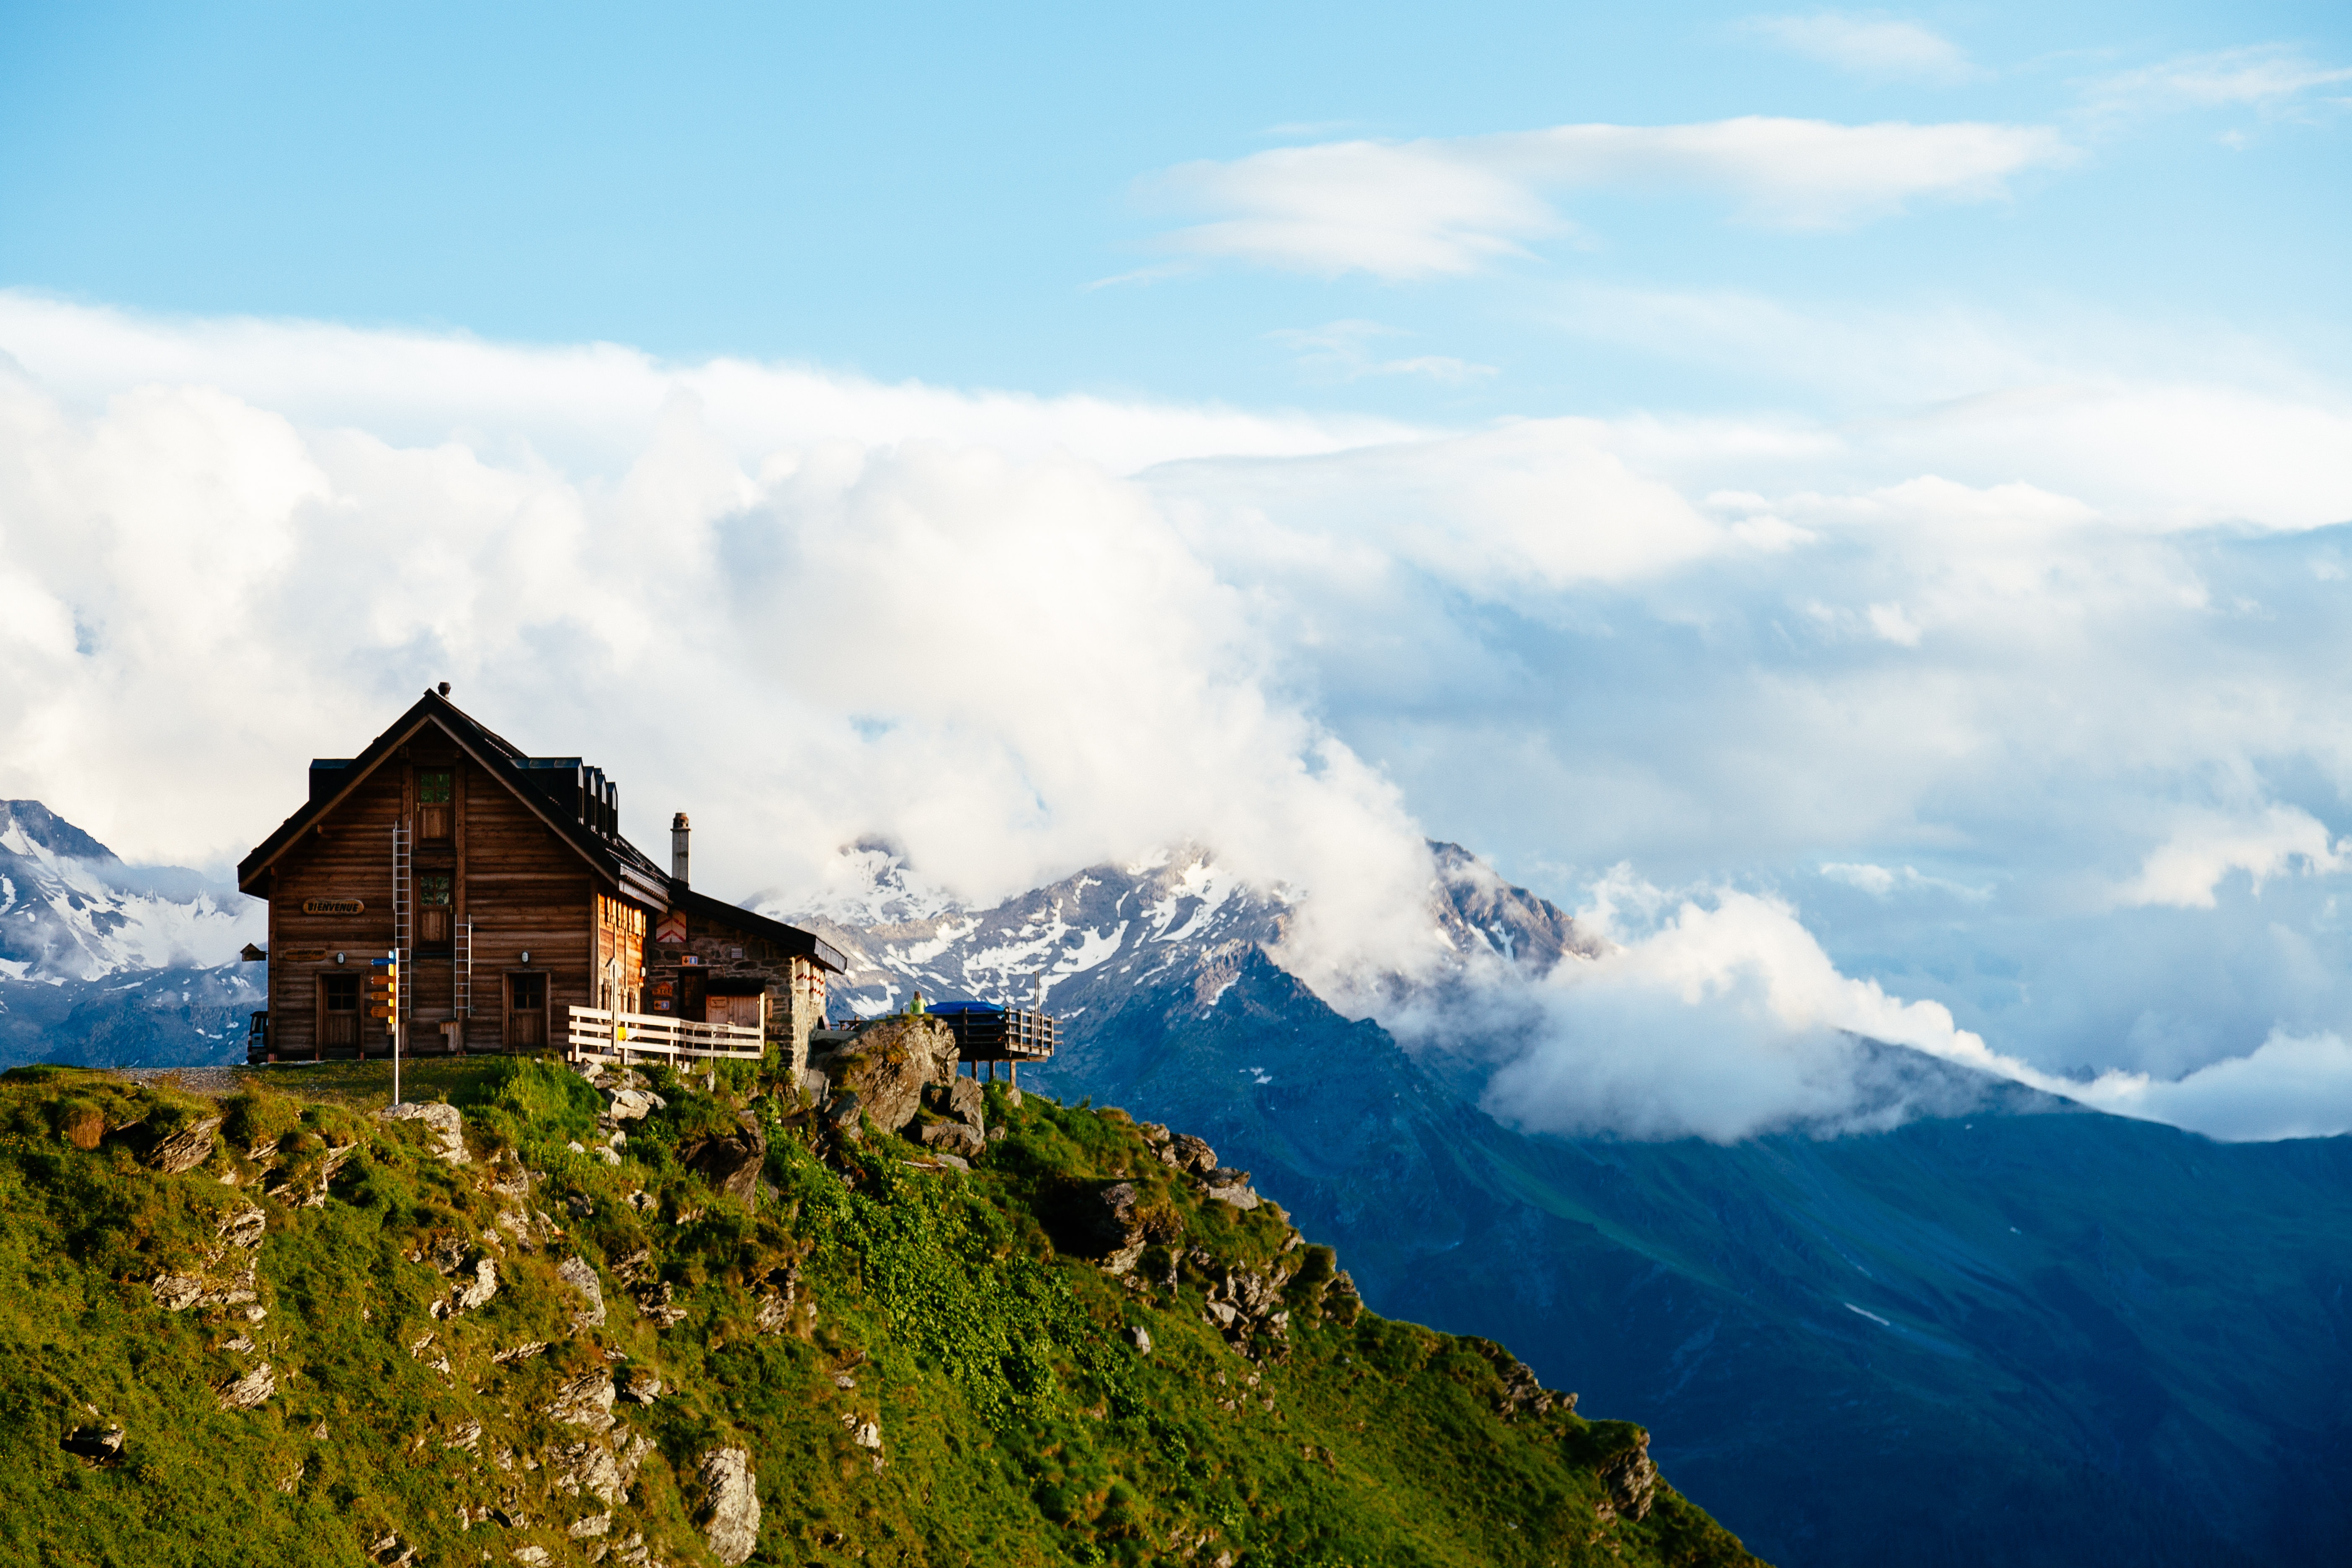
[418,769,453,841]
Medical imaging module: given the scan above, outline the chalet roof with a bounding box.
[235,689,843,972]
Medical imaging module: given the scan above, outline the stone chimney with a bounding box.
[671,812,690,886]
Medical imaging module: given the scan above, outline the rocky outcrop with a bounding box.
[431,1256,498,1318]
[1081,1181,1150,1275]
[1198,1260,1290,1351]
[809,1017,957,1132]
[681,1118,765,1207]
[546,1369,617,1431]
[1595,1433,1658,1523]
[1201,1166,1261,1211]
[557,1255,606,1329]
[917,1119,985,1159]
[145,1115,222,1174]
[1165,1134,1217,1176]
[62,1424,124,1462]
[695,1447,761,1565]
[216,1363,276,1410]
[150,1203,265,1311]
[375,1101,468,1164]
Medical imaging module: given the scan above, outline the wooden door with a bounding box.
[317,972,359,1052]
[418,872,454,947]
[508,972,547,1050]
[416,769,453,842]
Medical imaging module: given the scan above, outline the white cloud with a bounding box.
[1148,117,2073,278]
[1742,13,1983,84]
[1267,320,1497,386]
[1821,862,1990,901]
[2071,1029,2352,1139]
[2088,45,2352,120]
[1471,871,2036,1141]
[2116,806,2348,909]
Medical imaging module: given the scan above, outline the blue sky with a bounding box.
[5,1,2346,415]
[2,2,2350,1140]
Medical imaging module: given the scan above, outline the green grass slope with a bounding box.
[0,1060,1760,1568]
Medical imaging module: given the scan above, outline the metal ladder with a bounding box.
[454,920,472,1023]
[392,822,412,1044]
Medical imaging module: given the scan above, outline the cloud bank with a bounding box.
[4,292,2352,1143]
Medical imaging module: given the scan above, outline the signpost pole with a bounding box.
[390,947,402,1108]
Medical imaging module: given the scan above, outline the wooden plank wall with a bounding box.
[266,768,404,1060]
[462,752,596,1051]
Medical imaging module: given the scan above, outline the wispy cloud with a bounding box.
[1146,117,2073,278]
[1266,320,1497,386]
[2085,44,2352,121]
[1740,12,1983,85]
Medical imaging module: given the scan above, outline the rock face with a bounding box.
[927,1077,985,1132]
[694,1447,761,1565]
[811,1018,957,1132]
[376,1101,469,1164]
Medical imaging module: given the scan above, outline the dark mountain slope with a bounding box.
[1021,944,2352,1568]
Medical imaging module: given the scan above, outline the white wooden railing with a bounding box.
[567,1005,764,1064]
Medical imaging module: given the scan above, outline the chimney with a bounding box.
[671,813,690,886]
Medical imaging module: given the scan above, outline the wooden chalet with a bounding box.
[237,687,846,1074]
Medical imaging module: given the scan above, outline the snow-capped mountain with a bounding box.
[0,801,258,981]
[0,802,263,1067]
[772,838,1600,1027]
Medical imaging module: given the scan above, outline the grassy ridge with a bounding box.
[0,1060,1759,1568]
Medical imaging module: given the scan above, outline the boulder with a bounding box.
[695,1447,762,1565]
[376,1101,469,1164]
[811,1017,957,1132]
[432,1257,498,1318]
[605,1087,665,1122]
[925,1078,985,1132]
[146,1115,222,1174]
[62,1424,124,1462]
